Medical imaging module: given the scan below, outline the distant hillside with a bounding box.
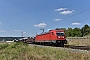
[0,37,25,41]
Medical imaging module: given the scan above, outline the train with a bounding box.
[15,29,67,46]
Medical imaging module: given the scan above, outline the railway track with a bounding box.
[64,45,90,50]
[28,42,90,51]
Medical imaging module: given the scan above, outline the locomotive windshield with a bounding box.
[56,32,65,36]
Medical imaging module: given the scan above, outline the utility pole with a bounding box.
[22,32,23,37]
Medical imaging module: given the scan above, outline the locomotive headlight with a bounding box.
[58,36,60,38]
[63,36,64,38]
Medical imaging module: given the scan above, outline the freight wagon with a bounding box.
[16,30,67,46]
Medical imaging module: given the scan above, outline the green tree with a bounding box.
[67,28,73,37]
[81,24,90,36]
[56,28,67,33]
[72,28,82,37]
[55,24,90,37]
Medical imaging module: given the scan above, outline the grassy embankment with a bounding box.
[0,42,90,60]
[67,37,90,46]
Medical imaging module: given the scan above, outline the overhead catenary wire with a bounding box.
[44,2,90,29]
[64,15,90,28]
[46,7,90,29]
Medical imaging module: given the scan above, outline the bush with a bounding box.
[0,44,9,50]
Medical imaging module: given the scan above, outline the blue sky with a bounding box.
[0,0,90,37]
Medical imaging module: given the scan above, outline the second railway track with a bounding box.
[64,45,90,50]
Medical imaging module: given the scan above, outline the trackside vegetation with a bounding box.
[0,42,90,60]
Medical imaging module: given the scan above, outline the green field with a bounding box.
[0,42,90,60]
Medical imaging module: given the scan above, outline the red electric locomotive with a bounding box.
[35,30,67,46]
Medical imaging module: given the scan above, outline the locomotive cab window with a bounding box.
[56,32,65,36]
[52,32,54,35]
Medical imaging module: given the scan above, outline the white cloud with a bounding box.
[54,18,61,21]
[60,10,74,15]
[47,29,51,31]
[71,22,81,25]
[55,8,67,11]
[34,23,47,28]
[0,30,6,32]
[14,30,21,32]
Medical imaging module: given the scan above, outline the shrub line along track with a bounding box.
[64,45,90,50]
